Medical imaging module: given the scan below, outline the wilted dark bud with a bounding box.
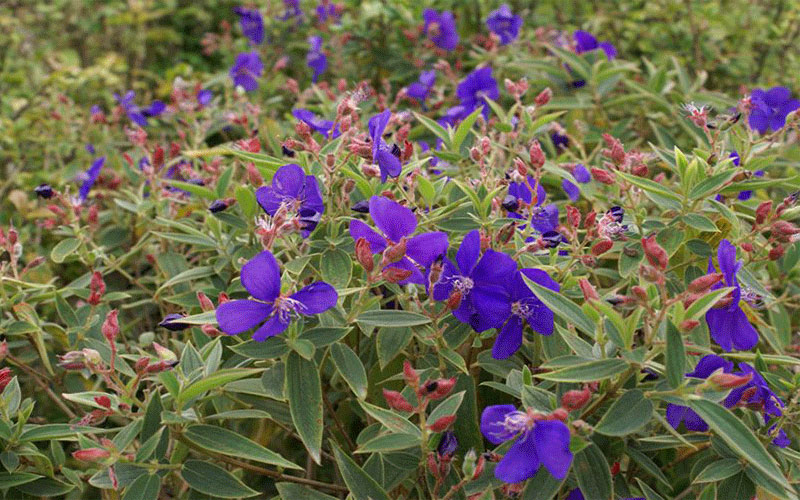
[208,199,229,213]
[501,194,519,212]
[566,205,581,228]
[34,184,54,199]
[688,273,723,294]
[641,236,668,270]
[101,310,119,342]
[561,388,591,411]
[158,313,190,331]
[755,200,772,225]
[534,87,552,106]
[591,239,613,256]
[591,168,616,184]
[768,244,785,261]
[382,389,413,412]
[578,279,600,302]
[437,431,458,459]
[355,238,374,272]
[496,223,516,245]
[428,415,456,432]
[351,200,370,213]
[541,231,563,248]
[281,145,296,157]
[529,141,545,168]
[382,267,412,283]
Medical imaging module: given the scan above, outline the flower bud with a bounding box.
[640,265,664,284]
[584,211,597,229]
[425,377,456,400]
[246,163,264,185]
[427,453,439,478]
[101,310,119,342]
[561,388,591,411]
[462,449,477,478]
[631,286,648,303]
[578,279,600,302]
[591,168,616,185]
[152,342,177,362]
[158,314,190,331]
[529,141,545,168]
[354,238,374,272]
[403,360,419,388]
[134,357,150,373]
[768,244,785,261]
[755,200,772,225]
[437,431,458,459]
[707,371,753,390]
[382,389,413,412]
[679,319,700,331]
[446,291,463,310]
[741,242,753,252]
[688,273,723,294]
[470,147,482,162]
[0,341,7,361]
[72,448,111,462]
[94,395,112,409]
[566,205,581,228]
[0,368,13,392]
[641,236,668,270]
[534,87,552,106]
[496,223,516,245]
[771,220,800,236]
[549,408,569,421]
[428,415,456,432]
[591,239,613,256]
[197,292,215,312]
[513,157,527,177]
[381,239,407,266]
[381,267,412,283]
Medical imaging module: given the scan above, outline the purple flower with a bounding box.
[307,36,327,83]
[456,67,499,119]
[486,4,522,45]
[279,0,303,21]
[505,177,559,233]
[216,251,337,340]
[159,313,191,331]
[349,196,448,285]
[114,91,164,127]
[437,431,458,459]
[492,269,558,359]
[480,405,572,483]
[406,70,436,102]
[574,30,616,59]
[573,164,591,183]
[705,239,759,351]
[431,230,516,332]
[78,157,106,202]
[316,1,341,23]
[438,105,471,128]
[256,164,324,237]
[551,130,569,149]
[562,179,580,201]
[666,354,734,432]
[748,87,800,134]
[368,110,402,182]
[292,109,340,139]
[234,7,264,45]
[423,9,459,51]
[197,89,213,107]
[230,51,264,92]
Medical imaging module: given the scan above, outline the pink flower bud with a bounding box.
[425,377,456,400]
[355,238,374,272]
[708,371,753,390]
[641,236,668,270]
[197,292,214,312]
[566,205,581,228]
[0,368,13,392]
[72,448,111,462]
[591,239,613,256]
[688,273,723,294]
[534,87,552,106]
[383,389,413,412]
[679,319,700,331]
[382,267,412,283]
[94,396,112,409]
[381,239,407,266]
[101,310,119,342]
[769,245,785,260]
[529,141,545,168]
[578,279,600,302]
[755,200,772,225]
[561,388,592,411]
[428,415,456,432]
[403,361,419,388]
[591,168,616,185]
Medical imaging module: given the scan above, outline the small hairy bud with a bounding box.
[641,236,668,270]
[591,239,613,256]
[382,267,412,283]
[428,415,456,432]
[382,389,413,412]
[566,205,581,228]
[679,319,700,331]
[591,168,616,184]
[426,377,456,400]
[755,200,772,225]
[529,141,545,168]
[534,87,552,106]
[688,273,723,294]
[381,239,407,266]
[578,278,600,302]
[355,238,374,272]
[101,310,119,342]
[707,371,753,390]
[72,448,111,462]
[768,244,785,261]
[197,292,215,312]
[561,388,591,411]
[403,361,420,388]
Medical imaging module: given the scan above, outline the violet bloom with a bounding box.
[456,67,499,119]
[216,251,337,340]
[307,36,327,83]
[349,196,448,285]
[197,89,213,107]
[233,7,264,45]
[562,164,589,201]
[230,51,264,92]
[748,87,800,134]
[480,405,572,483]
[504,176,559,233]
[551,131,569,149]
[492,269,558,359]
[406,70,436,102]
[279,0,303,21]
[78,157,106,202]
[562,179,580,201]
[431,230,517,332]
[574,30,617,59]
[114,91,164,127]
[292,109,340,139]
[368,110,402,182]
[423,9,459,51]
[666,354,734,432]
[573,164,591,183]
[437,431,458,459]
[256,164,324,237]
[316,1,341,23]
[705,239,759,351]
[486,4,522,45]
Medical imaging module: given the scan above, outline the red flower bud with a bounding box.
[534,87,552,106]
[591,168,616,185]
[72,448,111,462]
[708,371,753,390]
[561,388,591,411]
[611,462,621,476]
[425,377,456,400]
[135,358,149,372]
[197,292,215,312]
[0,368,13,392]
[382,267,413,283]
[741,242,754,252]
[94,396,112,409]
[591,239,614,256]
[755,200,772,225]
[771,220,800,236]
[514,157,527,176]
[472,454,486,479]
[382,389,413,412]
[584,211,597,229]
[768,245,785,261]
[529,141,545,168]
[403,361,420,388]
[101,310,119,342]
[355,238,374,272]
[578,278,600,302]
[641,236,669,270]
[381,239,407,266]
[428,415,456,432]
[549,408,569,421]
[427,453,439,478]
[631,285,648,303]
[688,273,723,294]
[445,291,463,310]
[566,205,581,228]
[679,319,700,331]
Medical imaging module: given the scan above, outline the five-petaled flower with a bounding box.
[256,164,325,237]
[503,176,559,234]
[480,405,573,483]
[486,4,523,45]
[349,196,448,285]
[233,6,264,45]
[705,239,759,351]
[748,86,800,134]
[216,250,337,340]
[368,110,402,182]
[456,66,499,120]
[423,9,459,52]
[230,51,264,92]
[307,36,327,83]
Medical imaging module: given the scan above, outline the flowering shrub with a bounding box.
[2,2,800,499]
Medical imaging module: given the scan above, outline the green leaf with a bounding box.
[355,310,431,328]
[234,185,257,218]
[616,171,682,203]
[0,472,42,489]
[573,442,612,500]
[180,460,258,498]
[183,425,301,470]
[19,424,110,442]
[358,402,420,437]
[122,474,160,500]
[165,180,217,200]
[689,170,737,200]
[452,107,481,150]
[50,238,81,263]
[417,176,436,205]
[330,441,390,500]
[156,266,215,293]
[376,327,413,368]
[682,214,718,232]
[414,112,451,149]
[684,287,734,321]
[595,389,653,436]
[356,432,420,454]
[275,483,338,500]
[320,249,352,288]
[330,343,368,399]
[694,458,742,483]
[665,321,686,389]
[635,478,666,500]
[178,368,261,407]
[215,165,235,198]
[689,399,791,492]
[522,466,565,500]
[428,391,465,423]
[522,276,596,336]
[536,359,628,383]
[285,352,324,464]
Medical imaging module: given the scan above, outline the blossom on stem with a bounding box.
[423,9,459,51]
[486,5,522,45]
[256,164,325,237]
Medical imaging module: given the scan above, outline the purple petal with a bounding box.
[493,316,523,359]
[291,282,338,314]
[688,354,733,378]
[368,196,417,242]
[525,302,554,336]
[241,251,282,302]
[456,230,481,275]
[271,164,306,199]
[562,179,580,201]
[494,431,540,483]
[716,239,740,285]
[764,86,791,106]
[251,313,290,341]
[480,404,518,444]
[216,299,272,334]
[349,219,387,253]
[469,283,511,332]
[471,250,517,284]
[431,258,458,301]
[406,232,448,268]
[368,110,391,151]
[749,110,769,134]
[375,148,402,182]
[255,186,281,215]
[534,420,573,480]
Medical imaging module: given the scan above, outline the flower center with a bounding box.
[511,300,531,318]
[273,295,305,322]
[451,276,474,294]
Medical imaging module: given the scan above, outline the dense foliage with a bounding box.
[1,1,800,499]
